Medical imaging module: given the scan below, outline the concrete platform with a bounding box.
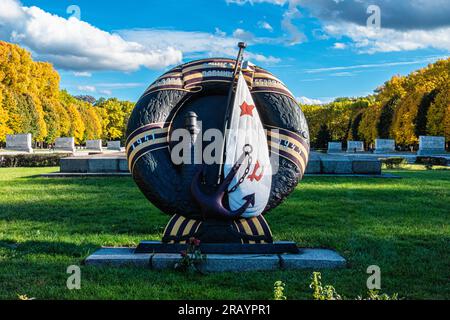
[84,247,346,272]
[60,153,128,173]
[305,152,381,175]
[56,151,446,177]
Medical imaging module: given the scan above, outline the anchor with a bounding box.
[189,41,256,221]
[191,150,255,221]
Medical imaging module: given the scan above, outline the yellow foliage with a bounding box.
[66,103,85,144]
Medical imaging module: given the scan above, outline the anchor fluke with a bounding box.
[242,193,255,207]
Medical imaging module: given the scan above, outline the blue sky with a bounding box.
[1,0,449,103]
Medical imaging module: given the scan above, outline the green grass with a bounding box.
[0,166,449,300]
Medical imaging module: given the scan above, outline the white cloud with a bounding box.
[214,27,227,37]
[281,2,306,45]
[0,0,282,71]
[74,82,144,95]
[324,22,450,53]
[226,0,450,53]
[0,0,25,22]
[119,29,281,64]
[333,42,347,50]
[73,72,92,77]
[226,0,306,45]
[258,21,274,32]
[226,0,287,5]
[99,90,112,96]
[0,0,182,72]
[330,72,354,77]
[304,57,447,74]
[297,96,324,105]
[299,78,324,82]
[233,28,255,41]
[77,85,96,93]
[96,82,145,89]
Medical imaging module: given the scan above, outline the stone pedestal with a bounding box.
[60,155,128,173]
[5,134,33,153]
[347,141,364,153]
[375,139,395,154]
[84,246,346,271]
[55,137,76,152]
[327,142,342,153]
[86,139,103,151]
[418,136,445,155]
[321,156,353,174]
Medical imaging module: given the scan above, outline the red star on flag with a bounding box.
[240,101,255,117]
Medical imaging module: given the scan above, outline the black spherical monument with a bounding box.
[126,43,310,253]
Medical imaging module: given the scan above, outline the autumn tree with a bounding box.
[427,82,450,141]
[95,98,134,143]
[316,124,332,149]
[0,84,12,143]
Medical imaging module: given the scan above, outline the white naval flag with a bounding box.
[224,72,272,218]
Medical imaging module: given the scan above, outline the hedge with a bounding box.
[379,157,406,169]
[0,154,71,167]
[415,156,448,169]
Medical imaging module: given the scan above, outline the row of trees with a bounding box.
[1,41,448,149]
[302,58,450,149]
[0,42,133,145]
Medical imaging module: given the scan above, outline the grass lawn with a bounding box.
[0,166,449,300]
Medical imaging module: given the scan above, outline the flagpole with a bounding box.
[216,42,247,185]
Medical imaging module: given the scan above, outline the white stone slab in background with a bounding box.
[86,139,103,151]
[375,139,395,153]
[6,134,33,153]
[418,136,445,155]
[327,142,342,153]
[55,137,75,152]
[107,141,121,151]
[347,141,364,152]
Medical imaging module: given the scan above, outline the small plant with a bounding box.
[309,272,400,300]
[310,272,342,300]
[273,281,287,300]
[174,237,206,273]
[359,290,399,300]
[380,157,406,169]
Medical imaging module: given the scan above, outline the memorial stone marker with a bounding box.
[328,142,342,153]
[85,43,347,270]
[107,141,121,151]
[5,134,33,153]
[375,139,395,154]
[347,141,364,153]
[86,139,103,151]
[55,137,75,152]
[418,136,445,155]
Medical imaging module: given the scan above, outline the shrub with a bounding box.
[0,153,71,167]
[415,156,448,169]
[380,157,406,169]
